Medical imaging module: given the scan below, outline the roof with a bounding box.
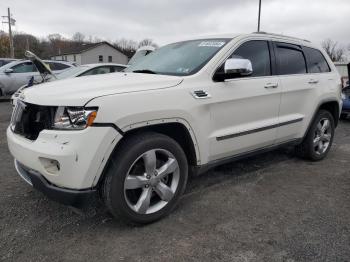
[180,32,312,44]
[52,41,126,57]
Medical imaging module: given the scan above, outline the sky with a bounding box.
[0,0,349,48]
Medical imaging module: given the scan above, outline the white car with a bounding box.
[11,63,127,105]
[7,32,342,224]
[0,59,74,96]
[128,45,155,66]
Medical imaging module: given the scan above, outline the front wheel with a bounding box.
[102,132,188,225]
[295,110,335,161]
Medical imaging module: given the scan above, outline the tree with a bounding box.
[72,32,85,42]
[321,39,345,62]
[13,33,41,58]
[138,38,158,48]
[0,31,10,57]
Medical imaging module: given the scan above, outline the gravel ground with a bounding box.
[0,101,349,262]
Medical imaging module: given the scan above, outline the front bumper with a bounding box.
[7,125,122,190]
[15,160,96,207]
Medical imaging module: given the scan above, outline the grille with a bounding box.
[11,101,56,140]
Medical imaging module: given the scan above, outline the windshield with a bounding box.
[56,66,90,79]
[125,38,230,76]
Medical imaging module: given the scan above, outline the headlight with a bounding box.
[53,106,98,130]
[341,93,346,100]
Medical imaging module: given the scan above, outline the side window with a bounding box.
[276,44,306,75]
[303,47,330,73]
[80,66,110,76]
[11,62,37,73]
[98,55,103,62]
[230,40,271,77]
[111,66,125,72]
[50,62,70,71]
[108,56,112,62]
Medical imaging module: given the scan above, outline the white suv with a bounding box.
[7,33,342,224]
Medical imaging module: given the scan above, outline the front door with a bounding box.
[9,62,40,92]
[209,40,281,161]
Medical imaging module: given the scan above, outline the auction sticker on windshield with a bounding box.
[198,41,226,47]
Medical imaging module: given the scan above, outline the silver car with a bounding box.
[0,59,74,96]
[0,58,19,68]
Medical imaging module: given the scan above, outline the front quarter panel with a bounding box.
[86,81,211,165]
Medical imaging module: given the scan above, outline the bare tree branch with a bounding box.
[321,39,345,62]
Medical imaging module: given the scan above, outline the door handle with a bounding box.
[264,83,278,89]
[308,79,319,84]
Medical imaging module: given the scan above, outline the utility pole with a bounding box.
[2,8,16,58]
[257,0,262,32]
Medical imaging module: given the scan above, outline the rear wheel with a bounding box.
[295,110,335,161]
[102,132,188,225]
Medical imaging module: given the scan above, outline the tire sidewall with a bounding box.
[104,134,188,224]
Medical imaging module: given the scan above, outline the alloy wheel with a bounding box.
[313,118,332,155]
[124,149,180,214]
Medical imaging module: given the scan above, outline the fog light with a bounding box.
[39,157,60,174]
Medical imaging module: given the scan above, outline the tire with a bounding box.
[295,110,335,161]
[340,113,347,120]
[102,132,188,225]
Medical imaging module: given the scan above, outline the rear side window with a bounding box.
[303,47,330,73]
[230,40,271,77]
[111,66,125,72]
[47,62,70,71]
[276,45,306,75]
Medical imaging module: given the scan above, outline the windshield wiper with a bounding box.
[132,69,157,74]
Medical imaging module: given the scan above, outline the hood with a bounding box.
[25,51,54,76]
[21,72,183,106]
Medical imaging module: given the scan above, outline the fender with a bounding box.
[120,117,201,165]
[303,98,340,140]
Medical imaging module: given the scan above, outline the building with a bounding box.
[51,41,128,65]
[334,62,350,87]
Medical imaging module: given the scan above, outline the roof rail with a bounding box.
[252,31,311,43]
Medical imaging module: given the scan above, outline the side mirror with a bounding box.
[214,58,253,81]
[4,68,14,74]
[224,58,253,76]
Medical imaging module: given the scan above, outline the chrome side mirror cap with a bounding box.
[224,58,253,76]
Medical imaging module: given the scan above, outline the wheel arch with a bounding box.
[304,99,340,139]
[120,119,200,167]
[318,100,340,127]
[96,119,201,188]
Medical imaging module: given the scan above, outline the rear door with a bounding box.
[209,40,281,161]
[274,42,326,143]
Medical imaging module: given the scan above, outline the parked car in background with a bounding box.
[7,33,342,224]
[128,45,155,66]
[0,59,75,96]
[341,85,350,119]
[0,58,19,68]
[55,63,126,79]
[334,62,349,88]
[11,62,127,104]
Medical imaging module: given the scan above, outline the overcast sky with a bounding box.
[0,0,349,47]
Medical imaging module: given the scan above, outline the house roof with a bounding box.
[52,41,126,57]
